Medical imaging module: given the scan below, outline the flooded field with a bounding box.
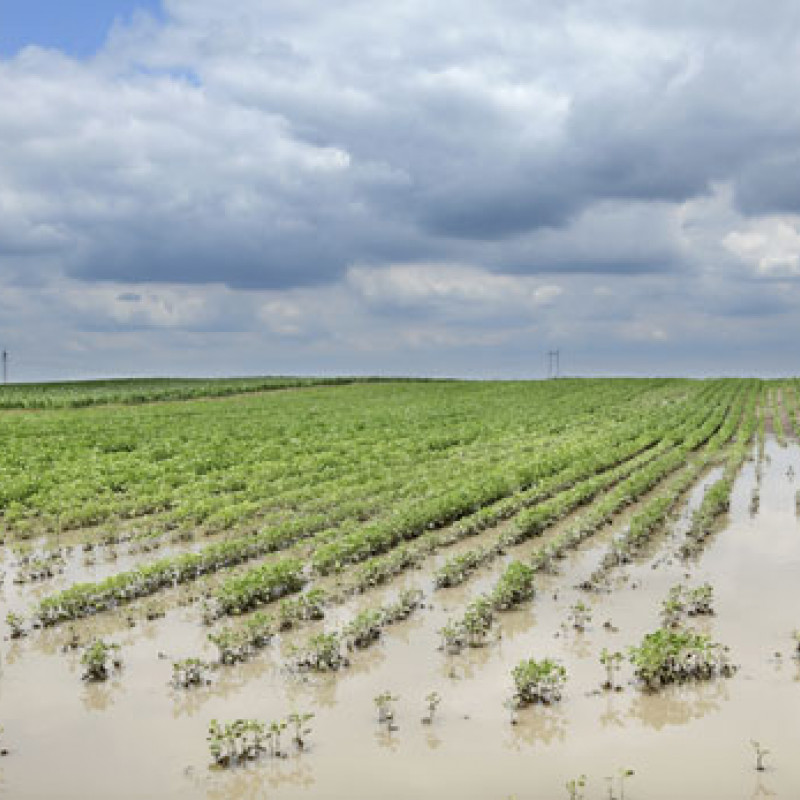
[1,380,798,799]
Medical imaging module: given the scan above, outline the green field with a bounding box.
[4,377,800,799]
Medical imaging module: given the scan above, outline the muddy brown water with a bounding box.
[1,438,799,799]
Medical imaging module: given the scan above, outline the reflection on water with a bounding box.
[82,677,125,713]
[506,706,567,749]
[424,728,443,751]
[204,757,316,800]
[627,679,728,730]
[374,725,400,753]
[597,693,625,729]
[284,672,339,710]
[751,774,777,798]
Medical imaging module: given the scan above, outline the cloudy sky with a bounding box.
[2,0,800,381]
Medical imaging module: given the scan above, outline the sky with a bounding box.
[2,1,800,381]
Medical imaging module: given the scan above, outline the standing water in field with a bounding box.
[0,382,798,799]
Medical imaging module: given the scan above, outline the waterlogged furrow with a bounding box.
[31,381,740,625]
[587,387,758,583]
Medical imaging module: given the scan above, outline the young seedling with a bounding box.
[172,658,211,688]
[749,487,760,514]
[565,774,586,800]
[568,600,592,632]
[269,719,287,757]
[603,768,634,800]
[6,612,26,639]
[374,691,399,726]
[751,740,769,772]
[792,630,800,657]
[686,584,714,616]
[422,691,441,724]
[600,649,624,691]
[287,711,314,750]
[80,639,122,682]
[660,584,686,627]
[0,724,8,757]
[291,632,348,672]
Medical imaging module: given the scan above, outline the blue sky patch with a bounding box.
[0,0,163,58]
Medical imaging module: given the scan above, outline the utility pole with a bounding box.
[547,349,560,379]
[1,350,6,384]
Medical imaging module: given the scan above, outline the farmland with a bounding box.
[1,377,799,798]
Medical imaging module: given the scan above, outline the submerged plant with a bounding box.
[568,601,592,632]
[660,585,686,627]
[80,639,122,682]
[751,740,769,772]
[565,774,587,799]
[374,691,399,725]
[628,628,734,690]
[287,711,314,750]
[343,609,383,650]
[207,718,266,767]
[6,612,26,639]
[511,658,567,707]
[172,658,211,688]
[600,649,624,691]
[422,691,441,724]
[292,632,348,672]
[604,768,635,800]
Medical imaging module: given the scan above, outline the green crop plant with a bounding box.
[660,585,686,627]
[291,632,348,672]
[172,658,211,688]
[6,612,25,639]
[511,658,567,707]
[343,609,384,650]
[628,628,734,690]
[600,649,624,691]
[277,590,327,630]
[568,601,592,632]
[374,691,399,725]
[422,691,441,724]
[287,712,314,750]
[491,561,535,609]
[81,639,122,682]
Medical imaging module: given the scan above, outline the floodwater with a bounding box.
[1,438,799,799]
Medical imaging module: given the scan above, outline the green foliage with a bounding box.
[172,658,211,688]
[80,639,121,681]
[628,627,734,690]
[511,658,567,706]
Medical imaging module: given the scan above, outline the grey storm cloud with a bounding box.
[4,0,800,380]
[2,0,800,291]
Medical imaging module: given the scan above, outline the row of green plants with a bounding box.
[207,712,314,768]
[679,431,753,559]
[31,382,698,620]
[289,589,424,672]
[434,388,750,654]
[4,379,668,535]
[36,551,304,625]
[439,561,535,652]
[587,384,757,584]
